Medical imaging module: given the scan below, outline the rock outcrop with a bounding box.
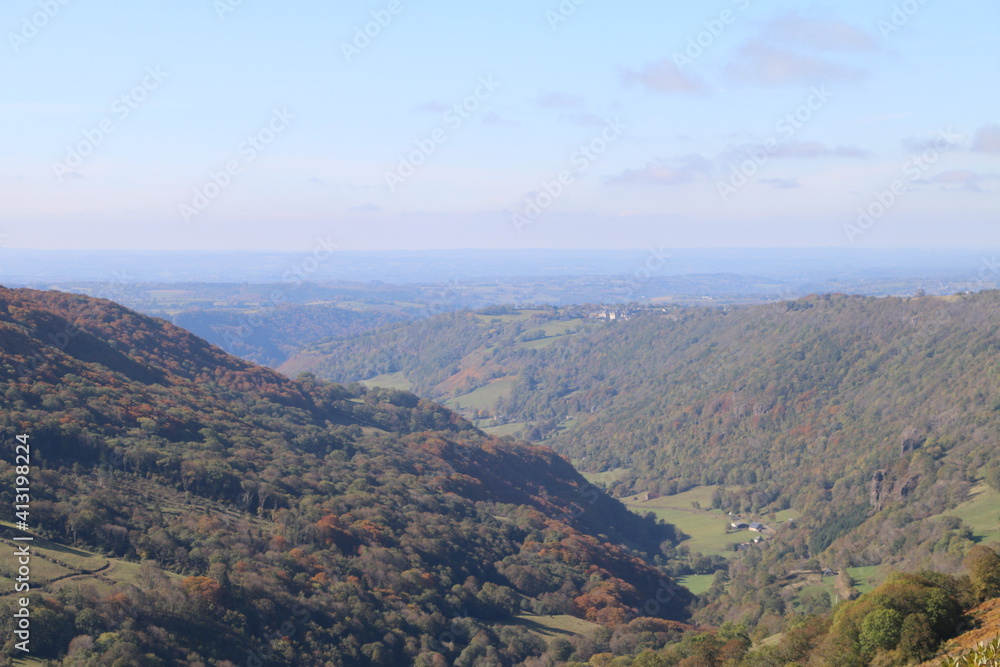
[870,470,920,512]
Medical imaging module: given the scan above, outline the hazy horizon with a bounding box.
[2,247,997,287]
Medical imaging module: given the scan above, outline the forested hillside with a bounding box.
[172,303,407,367]
[289,293,1000,575]
[0,287,693,665]
[278,306,601,403]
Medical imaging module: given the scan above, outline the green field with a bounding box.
[552,416,578,437]
[649,508,741,557]
[774,508,802,522]
[796,583,833,599]
[943,484,1000,546]
[473,310,549,325]
[361,371,413,392]
[623,486,767,557]
[509,318,584,350]
[677,573,716,595]
[789,573,838,610]
[482,422,528,437]
[624,485,735,509]
[0,525,109,590]
[847,566,881,595]
[510,613,601,639]
[516,335,570,351]
[789,566,881,610]
[0,523,182,600]
[446,379,516,412]
[625,493,741,557]
[581,467,630,487]
[539,319,583,336]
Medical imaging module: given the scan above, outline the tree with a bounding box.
[181,576,223,611]
[632,650,669,666]
[75,608,105,636]
[859,608,902,655]
[898,613,937,662]
[964,545,1000,601]
[986,465,1000,493]
[547,637,573,662]
[837,569,859,601]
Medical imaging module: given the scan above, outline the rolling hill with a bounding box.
[0,286,693,665]
[284,293,1000,579]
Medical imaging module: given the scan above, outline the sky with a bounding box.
[1,0,998,252]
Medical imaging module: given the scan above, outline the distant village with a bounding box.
[586,306,683,322]
[587,307,636,321]
[728,514,773,551]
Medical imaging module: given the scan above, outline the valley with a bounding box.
[270,292,1000,661]
[1,284,999,664]
[287,294,1000,571]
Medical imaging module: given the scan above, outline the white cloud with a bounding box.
[764,12,879,52]
[621,59,707,94]
[608,155,712,186]
[535,91,586,109]
[727,41,866,85]
[972,125,1000,153]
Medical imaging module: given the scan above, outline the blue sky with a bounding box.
[1,0,997,251]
